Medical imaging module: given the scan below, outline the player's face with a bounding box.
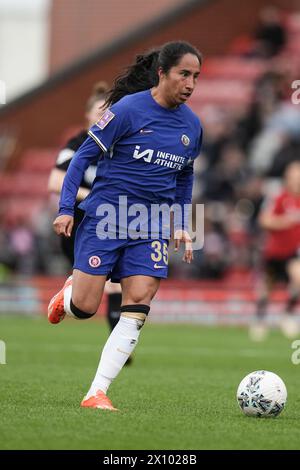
[159,53,201,108]
[285,163,300,194]
[86,99,105,127]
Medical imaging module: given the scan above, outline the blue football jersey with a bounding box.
[59,90,203,223]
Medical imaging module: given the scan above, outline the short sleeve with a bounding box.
[273,197,284,215]
[262,194,284,215]
[88,99,132,152]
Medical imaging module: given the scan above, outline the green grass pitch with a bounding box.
[0,314,300,450]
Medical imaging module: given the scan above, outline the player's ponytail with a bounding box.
[105,49,160,107]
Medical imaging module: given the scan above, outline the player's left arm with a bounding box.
[173,161,194,264]
[173,123,203,263]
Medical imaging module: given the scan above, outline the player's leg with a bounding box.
[104,280,134,365]
[286,258,300,312]
[280,258,300,337]
[105,280,122,332]
[250,263,274,341]
[48,214,119,323]
[48,269,107,323]
[81,238,168,410]
[82,275,160,410]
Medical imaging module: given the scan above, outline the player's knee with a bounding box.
[70,299,96,320]
[124,289,155,305]
[129,295,150,305]
[71,292,99,315]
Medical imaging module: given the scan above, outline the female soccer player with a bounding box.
[48,82,123,335]
[48,40,203,411]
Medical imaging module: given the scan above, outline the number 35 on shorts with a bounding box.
[151,241,168,269]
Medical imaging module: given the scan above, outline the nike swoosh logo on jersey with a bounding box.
[154,263,165,269]
[140,129,153,133]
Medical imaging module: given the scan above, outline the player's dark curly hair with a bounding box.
[105,41,202,107]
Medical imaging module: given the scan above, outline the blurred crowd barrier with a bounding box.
[0,274,298,324]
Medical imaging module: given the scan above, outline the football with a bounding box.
[237,370,287,418]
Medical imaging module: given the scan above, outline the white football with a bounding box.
[237,370,287,418]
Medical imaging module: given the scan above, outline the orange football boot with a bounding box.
[48,275,73,324]
[81,390,118,411]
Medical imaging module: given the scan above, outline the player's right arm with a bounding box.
[54,101,132,236]
[53,137,103,236]
[259,196,300,230]
[259,211,300,230]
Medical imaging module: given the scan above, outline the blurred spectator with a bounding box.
[7,216,35,274]
[250,161,300,341]
[236,71,285,153]
[201,142,248,202]
[0,132,17,171]
[197,217,229,279]
[238,175,265,235]
[249,6,287,58]
[0,216,15,275]
[200,105,234,169]
[32,200,67,275]
[268,139,300,177]
[249,102,300,175]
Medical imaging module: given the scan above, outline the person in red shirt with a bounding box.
[250,161,300,340]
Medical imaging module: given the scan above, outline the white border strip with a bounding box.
[88,130,108,153]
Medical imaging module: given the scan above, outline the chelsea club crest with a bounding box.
[181,134,190,146]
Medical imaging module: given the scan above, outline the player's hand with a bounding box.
[53,215,74,237]
[174,229,193,264]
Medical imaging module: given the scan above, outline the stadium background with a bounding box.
[1,0,300,451]
[0,0,300,325]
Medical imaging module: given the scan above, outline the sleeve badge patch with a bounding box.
[96,109,115,130]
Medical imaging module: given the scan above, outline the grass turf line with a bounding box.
[0,315,299,450]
